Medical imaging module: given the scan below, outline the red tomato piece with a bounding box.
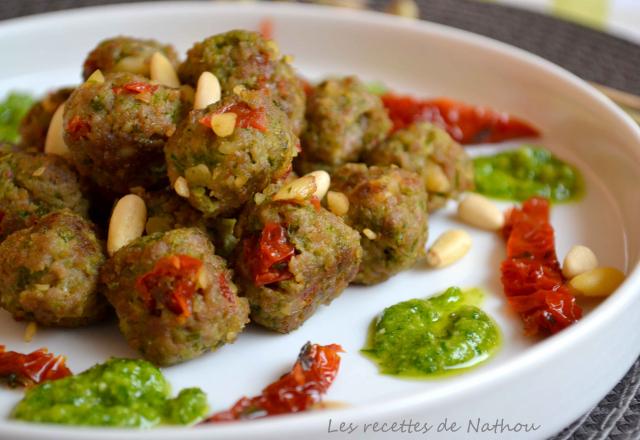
[0,345,72,387]
[65,116,91,141]
[243,222,295,286]
[205,342,343,422]
[135,255,204,318]
[199,102,267,132]
[501,197,582,336]
[112,82,158,95]
[381,93,539,144]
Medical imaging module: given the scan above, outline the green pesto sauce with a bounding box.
[12,358,209,428]
[0,92,33,143]
[363,287,500,378]
[473,146,583,202]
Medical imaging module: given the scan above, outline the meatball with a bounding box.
[64,72,188,194]
[296,76,391,174]
[164,89,297,218]
[0,151,89,241]
[178,30,305,135]
[330,163,428,284]
[19,87,74,150]
[234,195,362,333]
[82,36,179,80]
[0,210,107,327]
[100,228,249,366]
[365,122,474,211]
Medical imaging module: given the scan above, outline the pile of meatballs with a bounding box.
[0,30,473,367]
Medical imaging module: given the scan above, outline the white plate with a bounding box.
[1,2,640,439]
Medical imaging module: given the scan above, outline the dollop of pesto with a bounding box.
[12,358,208,428]
[0,92,33,143]
[363,287,500,377]
[473,146,583,202]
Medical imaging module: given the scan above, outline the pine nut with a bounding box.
[194,72,221,110]
[362,228,378,240]
[308,170,330,200]
[173,176,190,198]
[107,194,147,256]
[44,103,71,159]
[426,229,472,268]
[457,193,504,231]
[562,245,599,279]
[23,322,38,343]
[386,0,419,18]
[150,52,180,88]
[425,161,451,193]
[210,112,237,137]
[32,166,46,177]
[85,69,105,84]
[114,56,148,75]
[273,175,317,202]
[569,267,625,297]
[327,191,349,216]
[196,267,211,290]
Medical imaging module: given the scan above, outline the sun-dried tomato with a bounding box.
[381,93,539,144]
[135,255,204,318]
[205,342,343,422]
[243,222,295,286]
[501,197,582,336]
[112,82,158,95]
[199,102,267,132]
[65,116,91,141]
[0,345,72,387]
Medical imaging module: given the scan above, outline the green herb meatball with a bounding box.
[330,163,428,285]
[100,228,250,366]
[63,72,188,194]
[296,76,391,174]
[0,210,107,327]
[19,87,74,151]
[365,122,474,211]
[164,89,297,218]
[0,151,89,241]
[82,36,179,80]
[234,195,362,333]
[178,30,306,135]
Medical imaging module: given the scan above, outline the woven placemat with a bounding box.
[1,1,639,438]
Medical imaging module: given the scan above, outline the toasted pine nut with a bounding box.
[194,72,221,110]
[386,0,419,18]
[44,103,71,158]
[107,194,147,256]
[174,176,190,198]
[85,69,105,84]
[114,56,148,75]
[426,229,472,268]
[308,170,330,200]
[362,228,378,240]
[150,52,180,88]
[425,161,451,193]
[24,322,37,343]
[196,267,211,290]
[457,193,504,231]
[32,166,46,177]
[185,163,211,186]
[327,191,349,216]
[273,175,317,202]
[210,112,237,137]
[569,267,624,297]
[562,245,599,279]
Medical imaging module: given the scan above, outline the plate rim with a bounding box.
[1,1,640,438]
